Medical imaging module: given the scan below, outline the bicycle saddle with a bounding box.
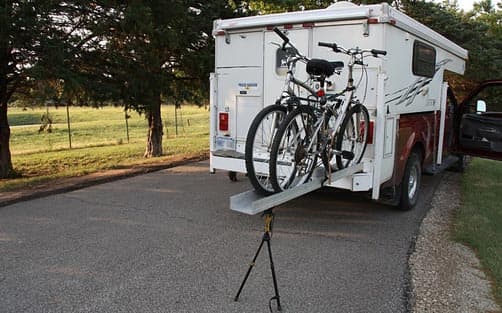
[306,59,344,77]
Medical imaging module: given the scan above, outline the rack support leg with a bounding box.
[233,210,282,311]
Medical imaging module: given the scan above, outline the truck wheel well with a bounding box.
[411,143,425,165]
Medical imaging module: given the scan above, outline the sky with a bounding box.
[453,0,501,11]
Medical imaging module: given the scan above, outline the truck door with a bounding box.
[455,80,502,161]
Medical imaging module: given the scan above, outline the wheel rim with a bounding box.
[336,105,369,170]
[273,111,316,190]
[323,113,338,170]
[408,164,419,200]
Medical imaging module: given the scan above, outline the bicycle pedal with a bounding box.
[341,150,354,160]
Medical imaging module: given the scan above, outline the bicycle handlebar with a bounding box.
[318,41,387,57]
[272,27,307,62]
[318,42,339,52]
[273,27,290,45]
[370,49,387,56]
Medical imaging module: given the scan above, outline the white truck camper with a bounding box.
[209,2,468,214]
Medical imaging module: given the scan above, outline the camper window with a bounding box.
[276,47,295,76]
[412,41,436,78]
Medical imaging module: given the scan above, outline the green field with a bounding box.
[455,158,502,305]
[1,105,209,191]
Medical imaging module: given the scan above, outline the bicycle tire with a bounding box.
[335,104,370,169]
[245,105,288,195]
[269,105,319,193]
[320,110,338,172]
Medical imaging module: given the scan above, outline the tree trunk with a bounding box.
[144,94,163,157]
[0,99,13,178]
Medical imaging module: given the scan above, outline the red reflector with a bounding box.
[266,25,274,30]
[365,121,374,144]
[284,24,293,29]
[215,30,226,36]
[389,19,396,25]
[367,18,379,24]
[302,22,314,28]
[316,89,325,97]
[219,112,229,132]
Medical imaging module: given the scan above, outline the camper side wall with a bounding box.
[380,23,462,195]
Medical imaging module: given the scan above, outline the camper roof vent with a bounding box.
[327,1,358,9]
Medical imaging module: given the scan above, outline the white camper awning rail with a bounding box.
[214,7,371,32]
[213,3,468,61]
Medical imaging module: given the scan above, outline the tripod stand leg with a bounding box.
[234,210,282,311]
[266,233,282,311]
[234,237,266,302]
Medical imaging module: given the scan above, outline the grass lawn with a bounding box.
[1,105,209,191]
[455,158,502,305]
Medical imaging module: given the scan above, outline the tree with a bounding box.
[0,1,69,177]
[94,0,245,157]
[0,1,119,178]
[402,0,502,94]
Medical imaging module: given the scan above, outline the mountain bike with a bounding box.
[245,28,342,195]
[269,42,386,192]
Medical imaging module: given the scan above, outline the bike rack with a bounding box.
[231,162,365,311]
[230,162,365,215]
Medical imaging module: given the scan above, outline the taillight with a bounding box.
[366,120,374,144]
[219,112,229,132]
[359,120,374,144]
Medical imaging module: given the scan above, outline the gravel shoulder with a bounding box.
[409,172,501,313]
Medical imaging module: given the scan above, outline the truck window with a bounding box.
[466,84,502,113]
[412,41,436,78]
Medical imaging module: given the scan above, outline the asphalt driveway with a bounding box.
[0,161,441,313]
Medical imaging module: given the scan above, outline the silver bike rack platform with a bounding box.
[230,163,365,215]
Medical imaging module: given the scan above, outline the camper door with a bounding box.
[263,28,311,104]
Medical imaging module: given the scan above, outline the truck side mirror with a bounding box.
[476,100,487,113]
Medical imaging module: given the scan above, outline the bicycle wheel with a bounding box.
[245,104,288,195]
[270,105,319,193]
[335,104,370,169]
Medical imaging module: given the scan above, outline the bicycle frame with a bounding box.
[278,54,319,106]
[302,55,360,156]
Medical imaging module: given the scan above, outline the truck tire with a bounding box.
[399,151,422,211]
[228,171,238,182]
[452,153,468,173]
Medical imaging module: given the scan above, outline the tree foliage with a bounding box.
[0,1,110,177]
[1,0,501,178]
[402,0,502,93]
[86,1,243,157]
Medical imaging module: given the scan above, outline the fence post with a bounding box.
[124,108,130,143]
[66,103,72,149]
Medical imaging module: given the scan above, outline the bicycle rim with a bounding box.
[335,104,369,169]
[321,111,338,172]
[270,106,318,192]
[245,105,287,195]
